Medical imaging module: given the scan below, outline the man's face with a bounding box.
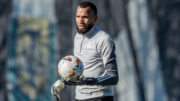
[76,6,97,34]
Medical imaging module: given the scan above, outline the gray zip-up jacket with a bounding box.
[74,25,119,100]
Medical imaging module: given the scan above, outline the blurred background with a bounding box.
[0,0,179,101]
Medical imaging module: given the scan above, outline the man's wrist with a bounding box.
[84,77,97,85]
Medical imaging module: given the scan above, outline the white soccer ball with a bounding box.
[57,55,83,81]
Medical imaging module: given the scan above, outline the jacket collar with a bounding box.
[84,25,96,37]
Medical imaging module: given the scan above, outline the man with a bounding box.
[51,1,119,101]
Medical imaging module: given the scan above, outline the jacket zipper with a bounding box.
[80,36,85,53]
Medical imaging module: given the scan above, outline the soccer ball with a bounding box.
[57,55,83,81]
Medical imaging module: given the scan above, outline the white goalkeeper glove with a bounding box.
[51,79,65,101]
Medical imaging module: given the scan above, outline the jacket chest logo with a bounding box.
[83,42,95,50]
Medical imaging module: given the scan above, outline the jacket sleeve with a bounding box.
[95,37,119,85]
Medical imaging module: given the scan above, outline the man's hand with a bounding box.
[51,79,65,101]
[64,75,85,85]
[64,75,97,85]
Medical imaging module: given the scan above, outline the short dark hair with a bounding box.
[78,1,97,16]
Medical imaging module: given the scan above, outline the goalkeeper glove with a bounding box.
[51,79,65,101]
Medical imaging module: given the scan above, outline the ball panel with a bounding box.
[69,68,75,77]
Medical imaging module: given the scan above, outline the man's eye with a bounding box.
[83,16,89,18]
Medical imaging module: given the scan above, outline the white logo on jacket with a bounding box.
[83,42,95,50]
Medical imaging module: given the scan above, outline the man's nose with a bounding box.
[80,18,84,23]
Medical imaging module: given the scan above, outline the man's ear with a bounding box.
[94,16,98,22]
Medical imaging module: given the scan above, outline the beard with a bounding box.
[76,23,93,35]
